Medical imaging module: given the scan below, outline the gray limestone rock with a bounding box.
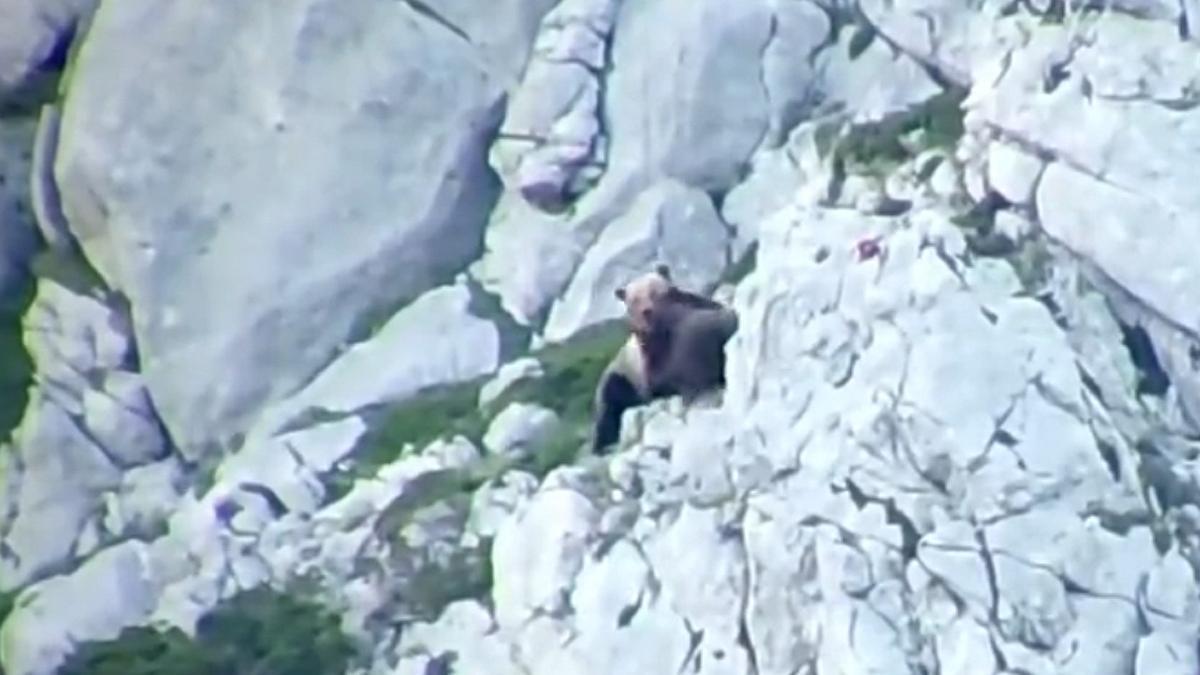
[0,541,157,675]
[55,0,509,458]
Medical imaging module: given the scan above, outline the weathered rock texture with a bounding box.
[3,2,1200,675]
[53,0,515,457]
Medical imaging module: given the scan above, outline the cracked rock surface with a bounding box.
[1,278,168,590]
[4,2,1200,675]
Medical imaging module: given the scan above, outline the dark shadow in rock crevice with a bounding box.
[1118,321,1170,397]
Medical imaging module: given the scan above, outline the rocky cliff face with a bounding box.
[1,1,1199,674]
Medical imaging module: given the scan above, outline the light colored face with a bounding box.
[615,266,673,335]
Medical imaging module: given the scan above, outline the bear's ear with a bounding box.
[615,287,626,301]
[655,263,672,280]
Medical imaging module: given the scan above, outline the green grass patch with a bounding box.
[485,321,625,430]
[831,88,968,179]
[58,586,356,675]
[0,588,16,627]
[324,320,630,501]
[29,247,107,295]
[465,280,532,363]
[327,377,490,496]
[0,276,35,443]
[724,242,759,286]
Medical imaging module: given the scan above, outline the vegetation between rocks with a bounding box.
[0,246,117,448]
[948,195,1055,293]
[723,242,759,286]
[324,320,629,500]
[29,247,107,295]
[819,87,968,178]
[0,588,16,630]
[58,586,355,675]
[0,276,34,444]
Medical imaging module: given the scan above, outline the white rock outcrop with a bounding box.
[1,278,168,589]
[0,541,157,675]
[3,3,1200,675]
[54,0,513,458]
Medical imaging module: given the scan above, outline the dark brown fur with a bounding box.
[592,266,739,454]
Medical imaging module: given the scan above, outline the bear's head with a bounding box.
[615,263,676,337]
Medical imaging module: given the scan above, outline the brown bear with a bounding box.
[591,264,739,454]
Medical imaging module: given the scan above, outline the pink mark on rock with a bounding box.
[856,236,883,261]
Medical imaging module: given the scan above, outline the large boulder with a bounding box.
[54,0,509,458]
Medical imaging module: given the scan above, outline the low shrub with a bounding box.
[58,586,355,675]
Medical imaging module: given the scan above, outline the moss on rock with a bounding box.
[325,320,631,501]
[57,586,355,675]
[29,247,107,296]
[830,87,968,178]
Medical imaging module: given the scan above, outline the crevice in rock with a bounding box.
[1076,365,1106,406]
[841,478,922,560]
[974,528,1002,623]
[424,650,458,675]
[731,503,761,675]
[1029,372,1087,423]
[676,617,704,674]
[236,481,289,519]
[1092,78,1200,106]
[464,274,533,363]
[616,588,644,628]
[40,20,79,78]
[807,2,853,64]
[988,630,1010,671]
[402,0,473,45]
[873,404,955,497]
[1093,435,1122,481]
[588,9,617,197]
[1117,320,1171,397]
[748,10,781,158]
[16,523,170,597]
[539,55,603,77]
[62,407,127,472]
[1042,58,1071,93]
[0,275,37,444]
[736,603,761,675]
